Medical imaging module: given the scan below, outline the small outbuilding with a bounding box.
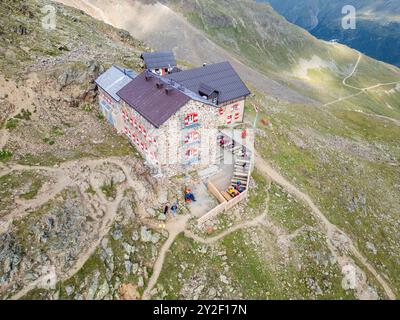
[95,65,137,128]
[141,51,177,76]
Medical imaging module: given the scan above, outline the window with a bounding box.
[234,112,240,120]
[231,103,240,112]
[184,113,199,127]
[138,125,147,137]
[227,115,232,125]
[150,152,159,165]
[100,92,113,105]
[218,108,224,116]
[185,148,198,161]
[122,110,129,121]
[185,131,200,144]
[129,116,135,126]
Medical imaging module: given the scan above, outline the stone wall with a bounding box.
[98,88,119,127]
[217,98,245,126]
[119,99,160,171]
[117,98,220,177]
[156,100,220,177]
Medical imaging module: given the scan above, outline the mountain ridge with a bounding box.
[263,0,400,67]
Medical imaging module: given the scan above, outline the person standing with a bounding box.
[171,203,178,217]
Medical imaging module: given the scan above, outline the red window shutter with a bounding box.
[219,108,224,115]
[185,114,199,126]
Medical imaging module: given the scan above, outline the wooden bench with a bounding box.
[236,159,251,164]
[231,183,247,189]
[232,177,247,183]
[234,171,248,177]
[221,191,234,201]
[234,165,249,171]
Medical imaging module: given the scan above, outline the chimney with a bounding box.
[165,87,173,96]
[145,71,152,81]
[156,81,164,89]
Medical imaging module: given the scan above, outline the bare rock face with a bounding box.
[0,190,99,298]
[58,61,104,88]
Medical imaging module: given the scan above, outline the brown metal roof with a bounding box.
[117,71,190,128]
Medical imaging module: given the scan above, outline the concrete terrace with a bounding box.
[187,130,253,223]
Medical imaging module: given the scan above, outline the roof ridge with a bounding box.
[152,72,217,107]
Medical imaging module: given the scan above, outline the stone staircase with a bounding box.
[218,132,252,193]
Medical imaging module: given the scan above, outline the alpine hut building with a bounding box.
[95,54,250,177]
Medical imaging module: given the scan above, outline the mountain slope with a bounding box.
[56,0,318,104]
[56,0,400,110]
[263,0,400,67]
[1,0,400,300]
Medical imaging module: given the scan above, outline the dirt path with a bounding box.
[0,173,73,234]
[185,213,266,245]
[342,53,362,90]
[354,110,400,127]
[0,156,134,235]
[3,150,396,299]
[254,153,396,300]
[323,53,400,108]
[61,189,124,282]
[1,155,158,299]
[142,215,190,300]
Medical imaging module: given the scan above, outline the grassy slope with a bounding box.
[155,172,364,299]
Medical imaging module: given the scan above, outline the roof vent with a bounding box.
[203,63,207,67]
[165,87,173,95]
[156,81,164,89]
